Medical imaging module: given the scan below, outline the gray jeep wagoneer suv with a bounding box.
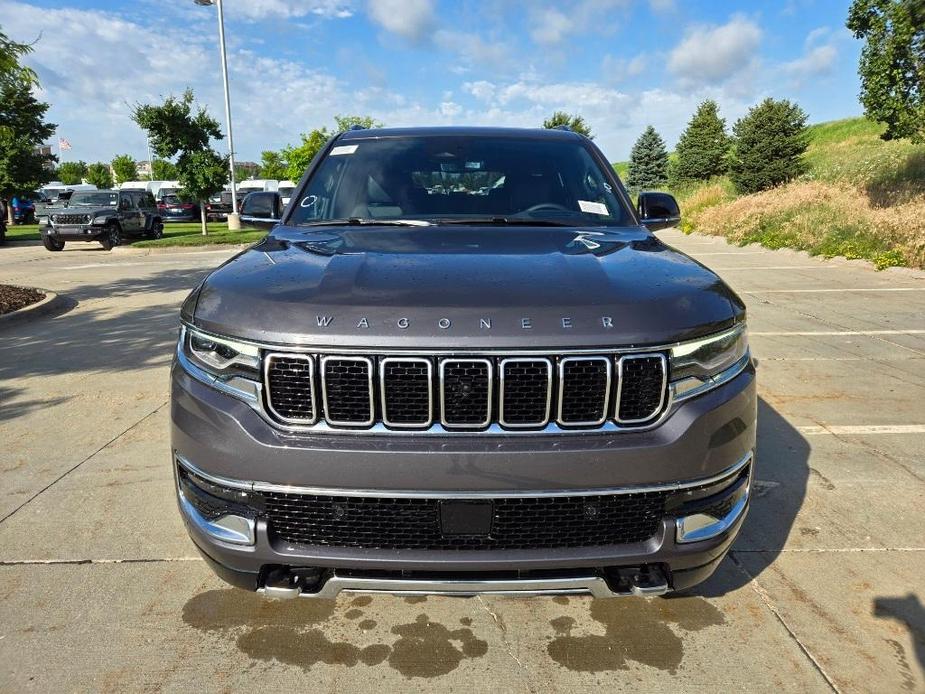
[171,126,755,599]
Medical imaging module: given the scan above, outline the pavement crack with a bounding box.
[729,552,841,693]
[476,596,535,692]
[0,557,203,566]
[0,400,168,526]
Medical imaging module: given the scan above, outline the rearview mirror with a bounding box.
[240,191,282,229]
[637,192,681,231]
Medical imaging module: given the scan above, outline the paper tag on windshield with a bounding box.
[579,200,609,215]
[330,144,358,156]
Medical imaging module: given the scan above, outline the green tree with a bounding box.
[542,111,594,138]
[259,150,288,180]
[132,89,228,235]
[281,114,382,182]
[670,100,730,183]
[151,158,178,180]
[847,0,925,142]
[234,164,253,182]
[1,27,37,89]
[110,154,138,184]
[728,98,809,194]
[85,162,113,189]
[626,125,669,191]
[57,161,88,185]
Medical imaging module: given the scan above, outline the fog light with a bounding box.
[676,475,750,544]
[178,492,256,545]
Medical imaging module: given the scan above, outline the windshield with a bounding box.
[69,192,118,207]
[278,186,295,198]
[288,135,633,227]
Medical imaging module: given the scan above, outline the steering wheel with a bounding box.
[520,203,571,215]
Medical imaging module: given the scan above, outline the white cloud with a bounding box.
[668,15,762,87]
[366,0,434,41]
[439,101,462,116]
[783,27,838,83]
[224,0,354,21]
[601,53,647,82]
[529,0,630,45]
[435,30,509,70]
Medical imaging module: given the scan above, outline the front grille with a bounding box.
[263,351,667,432]
[618,355,667,422]
[265,354,316,423]
[440,359,492,427]
[321,357,374,426]
[499,359,552,427]
[263,490,667,550]
[54,213,89,225]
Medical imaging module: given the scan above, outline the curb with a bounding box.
[0,289,75,329]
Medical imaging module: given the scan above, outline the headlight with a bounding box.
[51,214,58,222]
[92,216,107,225]
[183,325,260,374]
[670,324,749,400]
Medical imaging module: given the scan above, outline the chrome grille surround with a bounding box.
[320,355,375,427]
[264,352,318,425]
[615,354,668,424]
[557,356,612,426]
[380,357,434,429]
[439,358,493,429]
[498,357,553,428]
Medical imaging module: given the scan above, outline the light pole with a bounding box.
[194,0,240,230]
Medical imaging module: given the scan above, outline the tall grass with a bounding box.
[670,117,925,270]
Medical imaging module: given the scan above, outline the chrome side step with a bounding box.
[259,569,669,600]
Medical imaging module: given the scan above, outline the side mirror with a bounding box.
[637,192,681,231]
[240,191,282,229]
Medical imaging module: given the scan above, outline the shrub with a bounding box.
[729,98,809,194]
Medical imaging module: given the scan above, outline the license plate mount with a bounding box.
[439,500,494,536]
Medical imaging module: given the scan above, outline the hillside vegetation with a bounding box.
[615,117,925,269]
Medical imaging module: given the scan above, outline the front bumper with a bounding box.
[171,358,756,597]
[44,225,105,241]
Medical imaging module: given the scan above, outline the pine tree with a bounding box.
[626,125,669,190]
[728,98,809,194]
[671,100,730,183]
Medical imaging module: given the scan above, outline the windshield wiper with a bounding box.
[435,217,576,227]
[297,218,431,227]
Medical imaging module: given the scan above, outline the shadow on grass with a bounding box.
[865,151,925,208]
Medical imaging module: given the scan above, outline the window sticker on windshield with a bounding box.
[330,144,358,156]
[578,200,609,215]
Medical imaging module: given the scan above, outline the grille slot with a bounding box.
[262,490,667,550]
[380,357,433,428]
[499,358,552,427]
[55,214,89,225]
[321,356,374,426]
[265,353,316,423]
[617,354,667,423]
[440,359,492,428]
[558,357,611,426]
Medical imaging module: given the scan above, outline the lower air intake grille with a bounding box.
[265,354,316,422]
[441,360,491,427]
[263,491,668,550]
[618,355,667,423]
[321,357,373,426]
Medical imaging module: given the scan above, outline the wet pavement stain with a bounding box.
[552,596,570,605]
[387,613,489,678]
[547,597,725,674]
[182,590,489,678]
[404,596,428,604]
[459,617,473,626]
[237,626,391,669]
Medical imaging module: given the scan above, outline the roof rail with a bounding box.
[347,124,368,131]
[553,124,572,132]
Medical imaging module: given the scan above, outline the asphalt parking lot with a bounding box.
[0,232,923,692]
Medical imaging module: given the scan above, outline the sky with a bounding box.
[2,0,863,165]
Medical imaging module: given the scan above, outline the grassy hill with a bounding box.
[615,117,925,269]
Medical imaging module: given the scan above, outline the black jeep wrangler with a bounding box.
[41,189,164,251]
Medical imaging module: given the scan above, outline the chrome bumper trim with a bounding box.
[260,573,668,600]
[177,489,256,546]
[676,468,751,544]
[174,449,753,499]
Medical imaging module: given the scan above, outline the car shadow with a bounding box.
[873,594,925,682]
[695,396,810,596]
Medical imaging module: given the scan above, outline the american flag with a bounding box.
[58,137,72,151]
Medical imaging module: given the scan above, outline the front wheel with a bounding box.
[147,221,164,240]
[99,224,121,251]
[42,235,64,252]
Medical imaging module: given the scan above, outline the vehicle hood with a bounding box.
[60,205,115,216]
[188,225,745,349]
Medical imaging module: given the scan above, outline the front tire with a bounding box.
[147,221,164,240]
[99,224,121,251]
[43,235,64,252]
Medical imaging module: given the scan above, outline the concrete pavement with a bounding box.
[0,235,923,692]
